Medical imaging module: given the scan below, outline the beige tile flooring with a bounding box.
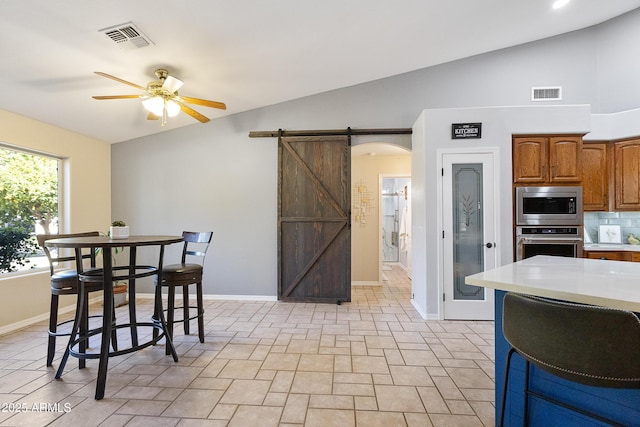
[0,264,495,426]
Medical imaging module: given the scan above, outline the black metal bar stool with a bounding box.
[500,292,640,426]
[154,231,212,347]
[37,232,117,367]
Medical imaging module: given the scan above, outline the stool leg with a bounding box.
[196,280,204,343]
[152,286,159,342]
[524,360,531,427]
[79,289,89,369]
[55,284,86,379]
[499,348,516,427]
[111,302,119,352]
[47,294,59,367]
[183,285,190,335]
[166,285,175,355]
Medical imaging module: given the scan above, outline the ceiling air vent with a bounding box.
[99,22,154,50]
[531,86,562,101]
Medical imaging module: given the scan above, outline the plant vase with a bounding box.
[113,283,128,307]
[110,226,129,239]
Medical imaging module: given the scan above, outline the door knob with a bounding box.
[485,242,494,248]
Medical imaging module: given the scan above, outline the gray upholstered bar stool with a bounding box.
[500,292,640,426]
[154,231,212,345]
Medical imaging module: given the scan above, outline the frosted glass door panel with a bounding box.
[452,163,484,301]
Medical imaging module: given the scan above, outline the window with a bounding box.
[0,146,59,274]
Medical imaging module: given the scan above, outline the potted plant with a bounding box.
[113,280,128,307]
[109,220,129,239]
[100,229,129,306]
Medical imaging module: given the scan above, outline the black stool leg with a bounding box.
[47,294,59,367]
[79,289,89,369]
[111,302,119,352]
[524,360,531,427]
[55,283,86,379]
[182,286,190,335]
[196,280,204,343]
[499,347,516,427]
[166,285,176,355]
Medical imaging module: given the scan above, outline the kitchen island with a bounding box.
[466,255,640,426]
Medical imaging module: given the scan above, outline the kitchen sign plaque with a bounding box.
[451,123,482,139]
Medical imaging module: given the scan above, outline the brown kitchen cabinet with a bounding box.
[513,135,582,184]
[614,138,640,210]
[581,142,612,211]
[584,250,632,261]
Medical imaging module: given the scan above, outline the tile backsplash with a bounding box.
[584,212,640,244]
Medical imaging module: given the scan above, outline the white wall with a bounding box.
[0,110,111,330]
[412,105,591,319]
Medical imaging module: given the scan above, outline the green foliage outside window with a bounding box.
[0,147,58,273]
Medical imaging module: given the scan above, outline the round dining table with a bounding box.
[45,234,183,400]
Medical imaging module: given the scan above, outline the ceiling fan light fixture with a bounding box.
[142,96,164,116]
[166,100,181,117]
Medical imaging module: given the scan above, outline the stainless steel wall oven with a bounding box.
[515,226,583,261]
[515,186,583,261]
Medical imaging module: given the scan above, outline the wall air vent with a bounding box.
[531,86,562,101]
[99,22,154,50]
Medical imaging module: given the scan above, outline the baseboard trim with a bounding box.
[135,293,279,302]
[0,295,103,336]
[351,281,381,287]
[410,299,429,320]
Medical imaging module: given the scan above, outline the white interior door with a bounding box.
[442,152,497,320]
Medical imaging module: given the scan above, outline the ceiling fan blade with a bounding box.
[94,72,146,91]
[180,104,211,123]
[180,96,227,110]
[92,95,142,100]
[163,75,184,94]
[147,112,160,120]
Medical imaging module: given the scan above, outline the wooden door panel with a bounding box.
[615,140,640,210]
[278,136,351,303]
[582,143,610,211]
[549,136,582,182]
[513,137,547,183]
[281,222,349,300]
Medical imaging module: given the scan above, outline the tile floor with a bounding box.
[0,264,495,426]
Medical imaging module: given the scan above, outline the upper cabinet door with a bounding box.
[615,139,640,210]
[513,137,548,183]
[582,142,611,211]
[548,136,582,183]
[513,135,582,184]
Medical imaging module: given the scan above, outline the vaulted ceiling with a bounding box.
[2,1,639,143]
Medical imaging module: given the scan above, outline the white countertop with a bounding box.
[465,255,640,312]
[584,243,640,252]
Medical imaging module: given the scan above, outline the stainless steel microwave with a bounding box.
[515,186,583,226]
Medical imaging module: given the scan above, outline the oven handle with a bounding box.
[517,237,583,245]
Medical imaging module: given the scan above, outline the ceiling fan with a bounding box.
[92,68,226,125]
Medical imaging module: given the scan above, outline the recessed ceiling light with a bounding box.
[552,0,570,9]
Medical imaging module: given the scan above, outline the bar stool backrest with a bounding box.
[181,231,213,265]
[503,292,640,388]
[37,231,100,275]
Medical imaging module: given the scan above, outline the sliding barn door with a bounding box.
[278,135,351,303]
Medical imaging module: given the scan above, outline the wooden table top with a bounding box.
[45,235,183,248]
